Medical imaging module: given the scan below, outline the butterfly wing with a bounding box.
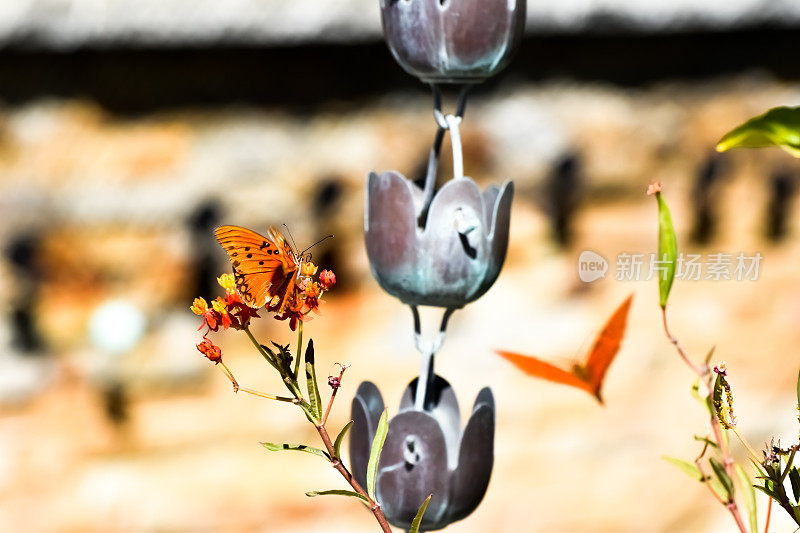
[215,225,298,309]
[582,294,634,402]
[264,226,301,313]
[495,350,595,396]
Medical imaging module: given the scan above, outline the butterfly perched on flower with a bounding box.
[215,225,311,313]
[496,295,633,404]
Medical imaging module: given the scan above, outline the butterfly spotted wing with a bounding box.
[496,294,633,404]
[215,225,299,311]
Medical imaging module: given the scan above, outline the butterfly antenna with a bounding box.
[282,223,299,255]
[301,234,334,255]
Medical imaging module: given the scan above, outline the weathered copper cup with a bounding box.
[350,376,495,531]
[365,171,513,308]
[380,0,527,83]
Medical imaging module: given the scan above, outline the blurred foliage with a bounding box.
[717,106,800,158]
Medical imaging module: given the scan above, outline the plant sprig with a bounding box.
[652,183,800,532]
[192,271,394,532]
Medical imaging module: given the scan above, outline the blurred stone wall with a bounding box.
[2,0,800,49]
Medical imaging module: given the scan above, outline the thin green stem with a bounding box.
[293,321,304,378]
[731,427,762,464]
[217,361,239,390]
[322,364,348,425]
[780,448,797,483]
[661,308,705,378]
[244,324,305,401]
[244,325,281,372]
[237,387,299,403]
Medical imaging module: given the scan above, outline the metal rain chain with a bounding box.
[353,0,526,531]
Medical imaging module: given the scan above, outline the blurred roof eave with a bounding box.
[1,0,799,50]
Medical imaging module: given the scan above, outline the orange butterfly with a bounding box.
[215,225,308,313]
[496,294,633,404]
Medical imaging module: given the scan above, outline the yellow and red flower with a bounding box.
[191,274,260,331]
[191,297,220,331]
[269,266,336,330]
[217,273,237,293]
[301,262,319,277]
[212,297,233,329]
[195,266,335,333]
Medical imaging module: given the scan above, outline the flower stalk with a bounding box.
[654,184,800,532]
[191,264,392,532]
[661,308,749,532]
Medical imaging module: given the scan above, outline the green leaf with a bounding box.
[790,467,800,503]
[304,340,322,420]
[705,395,716,420]
[270,342,294,373]
[796,367,800,413]
[717,106,800,158]
[750,459,768,479]
[408,494,432,533]
[655,191,677,308]
[261,442,331,461]
[305,489,370,506]
[709,477,728,501]
[712,372,724,421]
[690,381,715,418]
[662,456,703,481]
[693,435,720,449]
[704,346,716,366]
[735,464,757,533]
[367,408,389,501]
[712,372,733,429]
[710,457,735,500]
[754,483,781,501]
[690,380,702,401]
[334,420,354,460]
[258,343,277,365]
[764,463,781,482]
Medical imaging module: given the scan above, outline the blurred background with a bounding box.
[1,1,800,531]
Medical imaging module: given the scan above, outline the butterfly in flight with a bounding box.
[215,225,311,313]
[496,294,633,404]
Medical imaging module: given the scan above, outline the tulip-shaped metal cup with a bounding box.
[350,377,495,531]
[365,171,513,309]
[380,0,527,84]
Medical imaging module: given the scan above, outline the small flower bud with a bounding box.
[328,375,341,390]
[646,181,663,196]
[197,338,222,363]
[319,269,336,290]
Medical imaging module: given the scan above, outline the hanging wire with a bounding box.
[409,84,471,411]
[418,84,471,225]
[445,114,463,180]
[410,305,457,411]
